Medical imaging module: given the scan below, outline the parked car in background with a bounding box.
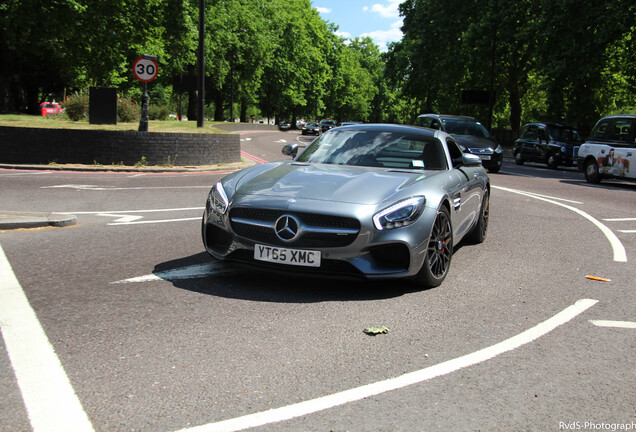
[513,122,583,169]
[339,121,363,127]
[279,120,291,131]
[577,114,636,183]
[301,121,321,135]
[39,101,63,117]
[320,119,337,132]
[415,114,502,173]
[202,124,490,288]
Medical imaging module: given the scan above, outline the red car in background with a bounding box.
[39,101,64,116]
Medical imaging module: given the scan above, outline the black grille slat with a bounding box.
[229,207,360,247]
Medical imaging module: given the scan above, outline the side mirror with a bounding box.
[282,143,299,158]
[462,153,482,166]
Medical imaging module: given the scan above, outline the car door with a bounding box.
[519,124,540,162]
[446,138,482,240]
[605,118,636,180]
[535,126,549,160]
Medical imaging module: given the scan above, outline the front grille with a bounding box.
[229,207,360,247]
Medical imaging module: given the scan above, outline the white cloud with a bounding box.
[361,20,402,42]
[334,30,351,38]
[361,19,403,51]
[315,6,332,14]
[367,0,401,19]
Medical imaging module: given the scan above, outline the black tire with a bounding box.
[414,206,453,288]
[584,158,602,184]
[466,191,489,244]
[514,151,524,165]
[546,153,558,169]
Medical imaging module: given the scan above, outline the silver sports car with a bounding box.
[202,124,490,287]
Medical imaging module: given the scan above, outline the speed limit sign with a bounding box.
[133,56,158,82]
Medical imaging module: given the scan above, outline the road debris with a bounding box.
[585,275,611,282]
[363,326,389,335]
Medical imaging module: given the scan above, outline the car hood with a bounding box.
[233,162,438,205]
[453,135,497,149]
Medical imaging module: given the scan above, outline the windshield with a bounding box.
[547,125,582,142]
[296,129,448,170]
[442,119,491,139]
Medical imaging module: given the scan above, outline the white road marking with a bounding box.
[97,213,143,224]
[59,207,205,215]
[618,230,636,234]
[112,262,237,284]
[108,217,201,226]
[510,191,583,204]
[493,186,628,262]
[0,244,94,432]
[42,184,209,191]
[498,170,535,178]
[590,320,636,329]
[173,299,599,432]
[604,218,636,222]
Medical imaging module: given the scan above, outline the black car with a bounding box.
[301,121,321,135]
[415,114,502,173]
[319,119,337,132]
[513,122,583,169]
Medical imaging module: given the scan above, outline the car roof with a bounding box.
[596,114,636,120]
[329,122,443,138]
[417,113,478,122]
[522,122,577,128]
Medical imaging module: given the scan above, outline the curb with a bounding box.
[0,212,78,230]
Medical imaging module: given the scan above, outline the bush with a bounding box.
[149,104,170,120]
[118,96,140,122]
[62,92,89,121]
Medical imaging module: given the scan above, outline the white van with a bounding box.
[577,114,636,183]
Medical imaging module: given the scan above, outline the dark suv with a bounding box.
[513,122,583,169]
[320,119,337,132]
[415,114,502,173]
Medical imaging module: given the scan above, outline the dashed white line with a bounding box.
[590,320,636,329]
[0,244,94,432]
[173,299,599,432]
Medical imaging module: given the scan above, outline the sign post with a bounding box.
[133,54,158,132]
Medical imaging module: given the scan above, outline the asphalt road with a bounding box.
[1,130,634,432]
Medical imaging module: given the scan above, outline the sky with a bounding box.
[313,0,404,51]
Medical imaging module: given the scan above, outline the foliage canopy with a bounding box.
[0,0,633,132]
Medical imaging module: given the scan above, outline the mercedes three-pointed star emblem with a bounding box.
[274,215,301,242]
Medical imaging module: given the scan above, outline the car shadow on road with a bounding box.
[152,252,423,303]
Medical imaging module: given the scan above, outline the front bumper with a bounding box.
[202,197,438,280]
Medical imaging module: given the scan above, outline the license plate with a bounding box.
[254,244,321,267]
[478,155,491,161]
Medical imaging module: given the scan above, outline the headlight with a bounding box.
[373,197,426,230]
[494,145,502,153]
[208,182,229,215]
